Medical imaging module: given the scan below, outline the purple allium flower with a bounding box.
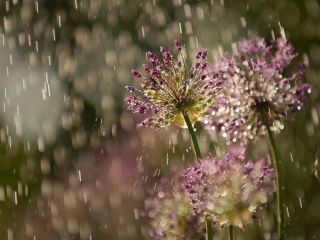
[204,37,311,144]
[184,146,275,229]
[125,41,222,129]
[145,172,206,239]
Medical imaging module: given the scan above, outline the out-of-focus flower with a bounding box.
[125,41,222,129]
[205,37,312,144]
[184,147,275,229]
[17,137,142,240]
[144,172,206,239]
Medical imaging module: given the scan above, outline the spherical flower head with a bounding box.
[205,37,312,144]
[184,146,275,229]
[145,172,205,239]
[125,41,222,129]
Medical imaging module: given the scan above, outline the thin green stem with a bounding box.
[206,218,213,240]
[181,110,202,159]
[182,111,214,239]
[266,126,285,240]
[229,225,233,240]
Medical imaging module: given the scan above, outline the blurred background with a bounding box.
[0,0,319,239]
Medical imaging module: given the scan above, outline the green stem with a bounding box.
[229,225,233,240]
[182,111,214,239]
[266,126,285,240]
[181,110,202,159]
[206,218,213,240]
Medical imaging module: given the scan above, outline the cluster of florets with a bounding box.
[144,173,206,240]
[129,38,311,238]
[184,147,275,228]
[125,41,222,129]
[204,37,311,144]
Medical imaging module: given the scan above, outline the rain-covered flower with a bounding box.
[144,172,206,239]
[205,37,311,143]
[125,41,222,129]
[184,147,275,229]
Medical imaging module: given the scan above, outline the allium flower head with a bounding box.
[125,41,221,129]
[145,173,205,239]
[184,147,275,229]
[205,37,311,143]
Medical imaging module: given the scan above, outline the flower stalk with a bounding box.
[182,110,202,159]
[229,225,234,240]
[266,126,284,240]
[182,110,213,239]
[206,218,213,240]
